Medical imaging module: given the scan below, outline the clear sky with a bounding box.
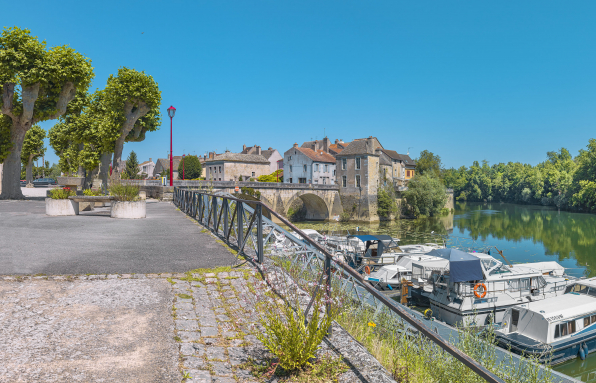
[5,1,596,169]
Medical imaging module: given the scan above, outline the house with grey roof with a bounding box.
[137,158,155,179]
[378,150,415,187]
[241,145,283,173]
[153,156,182,179]
[283,142,337,185]
[204,150,270,181]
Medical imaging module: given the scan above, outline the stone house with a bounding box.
[335,136,385,221]
[241,145,283,174]
[137,158,155,179]
[153,156,182,179]
[283,140,338,185]
[204,151,270,181]
[378,150,415,187]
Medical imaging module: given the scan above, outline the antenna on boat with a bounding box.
[494,246,513,268]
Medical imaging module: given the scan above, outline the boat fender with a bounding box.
[474,283,488,299]
[584,343,589,353]
[579,348,586,361]
[364,266,371,275]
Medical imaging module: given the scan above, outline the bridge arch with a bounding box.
[286,192,330,221]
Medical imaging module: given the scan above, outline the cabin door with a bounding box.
[510,309,520,332]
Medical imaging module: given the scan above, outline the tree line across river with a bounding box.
[415,138,596,214]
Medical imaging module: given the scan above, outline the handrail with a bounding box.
[173,187,504,383]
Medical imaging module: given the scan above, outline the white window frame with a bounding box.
[289,165,293,172]
[303,164,307,172]
[342,158,347,170]
[324,164,328,172]
[355,157,361,170]
[356,174,361,188]
[342,175,347,187]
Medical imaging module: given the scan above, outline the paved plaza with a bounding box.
[0,199,235,275]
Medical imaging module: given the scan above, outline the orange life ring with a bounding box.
[474,283,487,298]
[364,266,371,275]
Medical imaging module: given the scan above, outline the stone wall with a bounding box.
[205,162,270,181]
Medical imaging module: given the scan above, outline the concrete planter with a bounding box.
[110,200,146,219]
[45,198,79,216]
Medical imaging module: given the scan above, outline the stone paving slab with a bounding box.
[0,278,180,383]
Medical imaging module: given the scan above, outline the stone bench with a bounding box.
[68,196,116,211]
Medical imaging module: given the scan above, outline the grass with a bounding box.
[242,354,349,383]
[177,293,192,299]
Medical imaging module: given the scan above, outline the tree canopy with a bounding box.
[0,26,93,198]
[415,150,442,179]
[403,174,447,217]
[178,155,202,180]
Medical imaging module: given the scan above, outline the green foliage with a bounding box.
[377,186,397,218]
[49,187,75,199]
[21,125,46,165]
[257,169,283,182]
[109,183,139,201]
[177,155,202,180]
[238,175,243,181]
[403,175,447,217]
[83,189,102,196]
[0,115,11,163]
[240,187,261,199]
[47,163,61,179]
[124,150,140,179]
[415,150,442,179]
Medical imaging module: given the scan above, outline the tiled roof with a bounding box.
[138,160,152,166]
[295,147,336,163]
[337,137,383,156]
[206,152,270,164]
[261,150,275,159]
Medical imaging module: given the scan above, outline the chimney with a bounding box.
[293,143,298,148]
[323,137,331,153]
[149,157,152,162]
[268,147,272,150]
[256,146,261,155]
[225,149,230,153]
[243,144,246,151]
[335,139,339,144]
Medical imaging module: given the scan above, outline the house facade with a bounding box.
[204,151,270,181]
[241,145,283,173]
[137,158,155,178]
[283,142,336,184]
[378,150,415,187]
[335,136,385,221]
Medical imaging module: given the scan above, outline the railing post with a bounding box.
[325,254,332,336]
[237,201,243,250]
[223,199,229,239]
[256,204,263,263]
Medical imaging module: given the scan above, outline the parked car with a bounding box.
[20,180,26,186]
[32,178,57,186]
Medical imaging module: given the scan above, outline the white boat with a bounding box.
[427,249,574,326]
[495,278,596,365]
[364,254,449,290]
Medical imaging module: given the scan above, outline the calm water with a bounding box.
[293,202,596,381]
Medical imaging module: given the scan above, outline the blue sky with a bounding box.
[5,1,596,169]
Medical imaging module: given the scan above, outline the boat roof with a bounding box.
[523,293,596,319]
[348,234,394,242]
[300,229,321,235]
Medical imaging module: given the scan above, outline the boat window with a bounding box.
[490,264,512,275]
[481,258,497,270]
[554,320,577,339]
[511,309,520,332]
[520,278,531,291]
[588,288,596,298]
[586,315,596,327]
[573,284,589,294]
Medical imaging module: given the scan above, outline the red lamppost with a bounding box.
[182,154,185,180]
[167,106,176,186]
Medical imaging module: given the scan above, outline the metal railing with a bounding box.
[174,187,509,382]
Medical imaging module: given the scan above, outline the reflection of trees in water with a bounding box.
[293,215,452,246]
[455,202,596,275]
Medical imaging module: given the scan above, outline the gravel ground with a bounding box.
[0,278,180,383]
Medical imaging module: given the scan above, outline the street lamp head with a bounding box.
[167,105,176,118]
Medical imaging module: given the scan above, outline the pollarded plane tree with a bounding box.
[0,27,93,199]
[98,67,161,181]
[21,125,46,184]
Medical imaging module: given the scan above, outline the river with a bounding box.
[292,202,596,381]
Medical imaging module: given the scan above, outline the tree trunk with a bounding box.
[0,125,27,199]
[99,152,111,193]
[85,166,99,190]
[77,143,85,178]
[26,155,34,184]
[111,135,127,181]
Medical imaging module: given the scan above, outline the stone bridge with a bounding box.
[132,180,343,221]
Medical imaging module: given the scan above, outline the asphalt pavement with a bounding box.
[0,200,236,275]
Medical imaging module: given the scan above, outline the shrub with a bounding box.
[177,155,203,180]
[49,187,75,199]
[83,189,102,196]
[109,183,139,201]
[377,186,397,218]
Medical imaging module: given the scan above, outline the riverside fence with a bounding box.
[174,187,578,383]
